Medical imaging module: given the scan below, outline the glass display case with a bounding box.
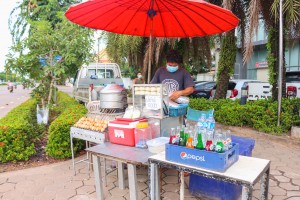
[132,84,169,119]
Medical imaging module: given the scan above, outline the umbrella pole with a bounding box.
[147,34,152,83]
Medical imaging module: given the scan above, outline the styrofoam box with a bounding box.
[146,137,169,153]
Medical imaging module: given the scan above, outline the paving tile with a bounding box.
[162,183,180,192]
[292,179,300,186]
[55,188,77,199]
[269,186,287,196]
[0,182,15,193]
[279,182,299,191]
[163,169,179,176]
[271,170,283,176]
[1,190,24,200]
[109,187,129,197]
[274,176,290,183]
[163,176,179,184]
[69,194,90,200]
[136,174,148,183]
[286,197,300,200]
[286,191,300,197]
[272,196,287,200]
[137,182,148,191]
[284,172,300,179]
[161,191,180,200]
[76,185,95,195]
[0,177,7,185]
[33,191,56,200]
[107,196,125,200]
[64,180,83,189]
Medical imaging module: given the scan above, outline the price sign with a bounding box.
[145,95,161,110]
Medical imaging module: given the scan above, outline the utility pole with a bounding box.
[277,0,283,126]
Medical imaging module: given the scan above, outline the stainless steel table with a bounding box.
[86,143,154,200]
[148,152,271,200]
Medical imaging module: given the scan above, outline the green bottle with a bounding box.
[179,127,185,146]
[196,132,204,150]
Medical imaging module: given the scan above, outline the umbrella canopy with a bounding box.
[65,0,239,38]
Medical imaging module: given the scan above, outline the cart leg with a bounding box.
[117,161,125,189]
[128,164,138,200]
[103,158,107,187]
[70,135,75,175]
[179,171,185,200]
[260,168,270,200]
[242,185,253,200]
[92,154,104,200]
[150,163,160,200]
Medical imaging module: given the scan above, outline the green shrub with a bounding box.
[189,98,300,135]
[46,92,87,158]
[0,99,45,162]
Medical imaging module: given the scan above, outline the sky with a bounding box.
[0,0,18,72]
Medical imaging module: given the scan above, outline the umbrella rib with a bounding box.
[164,0,238,36]
[120,0,149,35]
[159,0,189,37]
[154,0,167,38]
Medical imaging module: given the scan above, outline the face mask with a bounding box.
[166,65,178,73]
[138,75,142,79]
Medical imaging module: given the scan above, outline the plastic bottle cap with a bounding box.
[136,122,149,129]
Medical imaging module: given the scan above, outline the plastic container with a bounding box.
[146,137,169,153]
[169,104,188,117]
[135,122,152,148]
[186,107,214,122]
[189,135,256,200]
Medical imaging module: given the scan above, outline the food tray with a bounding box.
[169,104,188,117]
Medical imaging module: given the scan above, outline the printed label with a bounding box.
[114,129,125,138]
[180,152,205,161]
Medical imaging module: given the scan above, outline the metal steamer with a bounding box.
[100,84,127,110]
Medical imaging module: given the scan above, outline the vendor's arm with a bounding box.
[169,87,194,101]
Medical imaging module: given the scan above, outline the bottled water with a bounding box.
[206,114,215,130]
[197,113,207,130]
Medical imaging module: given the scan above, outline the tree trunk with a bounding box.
[268,26,279,101]
[214,31,237,99]
[47,78,54,105]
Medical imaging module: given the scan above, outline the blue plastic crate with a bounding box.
[165,143,239,172]
[169,104,188,117]
[189,136,256,200]
[231,135,255,156]
[186,107,214,122]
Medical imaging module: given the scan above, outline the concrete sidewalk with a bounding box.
[1,127,300,200]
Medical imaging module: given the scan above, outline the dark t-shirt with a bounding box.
[150,67,195,94]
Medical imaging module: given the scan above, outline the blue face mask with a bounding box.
[166,65,178,73]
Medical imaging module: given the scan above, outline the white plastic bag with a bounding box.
[36,104,49,125]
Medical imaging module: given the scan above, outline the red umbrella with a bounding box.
[65,0,239,81]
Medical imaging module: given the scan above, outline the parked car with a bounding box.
[210,79,262,100]
[190,81,216,99]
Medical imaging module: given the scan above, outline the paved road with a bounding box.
[0,85,32,119]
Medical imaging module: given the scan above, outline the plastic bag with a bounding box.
[123,106,141,119]
[175,96,190,104]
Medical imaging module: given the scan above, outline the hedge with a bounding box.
[0,99,45,162]
[189,98,300,135]
[46,92,87,158]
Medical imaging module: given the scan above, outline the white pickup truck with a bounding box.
[72,63,124,104]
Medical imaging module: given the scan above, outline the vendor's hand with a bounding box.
[169,91,183,101]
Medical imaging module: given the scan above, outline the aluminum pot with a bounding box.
[100,84,127,109]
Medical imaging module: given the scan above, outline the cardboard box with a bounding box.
[165,143,239,172]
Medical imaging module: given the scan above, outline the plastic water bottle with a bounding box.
[207,114,215,130]
[197,113,207,130]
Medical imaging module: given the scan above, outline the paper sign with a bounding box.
[145,95,161,110]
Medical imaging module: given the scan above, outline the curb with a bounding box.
[216,123,300,149]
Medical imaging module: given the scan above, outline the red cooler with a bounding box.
[108,118,146,146]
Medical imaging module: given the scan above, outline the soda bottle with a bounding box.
[206,114,215,130]
[223,130,232,150]
[186,138,194,148]
[193,125,198,147]
[175,126,181,145]
[205,129,214,151]
[184,127,190,146]
[215,133,224,153]
[178,126,185,146]
[195,130,204,150]
[169,128,177,144]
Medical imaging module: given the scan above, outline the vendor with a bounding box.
[133,72,145,84]
[150,50,195,101]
